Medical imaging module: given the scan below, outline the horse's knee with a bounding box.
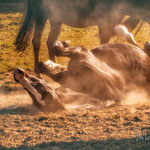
[32,38,41,50]
[46,40,56,61]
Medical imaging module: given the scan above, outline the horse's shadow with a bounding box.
[1,138,150,150]
[0,1,25,14]
[0,105,39,115]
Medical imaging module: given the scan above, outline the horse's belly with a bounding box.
[48,8,97,28]
[63,17,97,28]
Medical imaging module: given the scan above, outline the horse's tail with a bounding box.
[15,0,34,51]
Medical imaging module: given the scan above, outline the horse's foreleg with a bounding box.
[47,22,62,62]
[32,22,46,74]
[52,41,85,57]
[38,61,68,85]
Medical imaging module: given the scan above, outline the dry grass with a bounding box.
[0,8,150,74]
[0,3,150,150]
[0,12,100,73]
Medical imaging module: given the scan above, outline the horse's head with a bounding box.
[13,68,65,112]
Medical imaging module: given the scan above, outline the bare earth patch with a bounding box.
[0,89,150,149]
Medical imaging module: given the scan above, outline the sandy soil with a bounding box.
[0,81,150,150]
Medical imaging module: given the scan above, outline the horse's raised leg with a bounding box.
[47,22,62,62]
[32,21,46,74]
[98,16,139,44]
[122,16,139,32]
[52,40,84,57]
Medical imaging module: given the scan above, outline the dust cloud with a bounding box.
[0,92,32,109]
[1,87,149,112]
[122,87,150,106]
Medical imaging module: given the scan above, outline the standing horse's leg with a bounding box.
[122,17,139,32]
[32,21,46,74]
[31,1,47,74]
[98,21,117,44]
[98,26,113,44]
[47,21,62,62]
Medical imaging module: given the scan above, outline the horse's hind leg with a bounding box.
[122,16,139,32]
[47,21,62,62]
[32,20,46,74]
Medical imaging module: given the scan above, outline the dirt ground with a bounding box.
[1,85,150,150]
[0,2,150,150]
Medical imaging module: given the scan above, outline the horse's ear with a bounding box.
[62,40,71,48]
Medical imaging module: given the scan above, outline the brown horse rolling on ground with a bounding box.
[14,40,150,112]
